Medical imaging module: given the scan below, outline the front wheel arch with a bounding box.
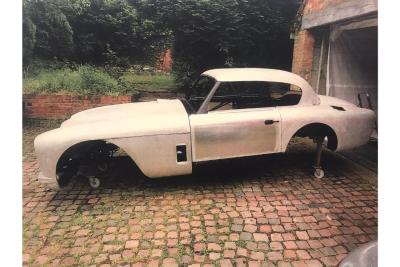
[55,139,142,187]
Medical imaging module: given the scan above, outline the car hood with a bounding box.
[62,99,186,128]
[37,99,190,146]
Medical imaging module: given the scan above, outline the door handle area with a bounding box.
[264,119,280,125]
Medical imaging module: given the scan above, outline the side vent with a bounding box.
[176,145,187,162]
[331,105,345,111]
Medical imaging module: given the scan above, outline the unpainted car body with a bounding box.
[34,68,376,189]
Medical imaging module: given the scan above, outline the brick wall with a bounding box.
[23,94,133,119]
[291,29,315,82]
[291,0,339,83]
[156,49,173,72]
[303,0,344,15]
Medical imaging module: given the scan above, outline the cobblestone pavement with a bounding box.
[23,122,377,267]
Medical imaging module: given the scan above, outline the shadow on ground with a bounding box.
[57,136,377,205]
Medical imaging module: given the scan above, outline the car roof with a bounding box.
[203,68,305,83]
[201,68,319,106]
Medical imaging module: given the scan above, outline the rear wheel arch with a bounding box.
[285,122,338,152]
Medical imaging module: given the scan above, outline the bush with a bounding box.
[23,64,176,95]
[78,66,119,94]
[24,66,121,95]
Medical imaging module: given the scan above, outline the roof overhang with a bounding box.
[301,0,377,30]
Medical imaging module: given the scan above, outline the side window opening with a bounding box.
[208,81,302,112]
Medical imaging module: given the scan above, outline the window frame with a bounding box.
[195,76,302,114]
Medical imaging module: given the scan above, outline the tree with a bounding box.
[27,0,74,60]
[68,0,167,65]
[22,0,170,67]
[23,13,36,68]
[142,0,300,89]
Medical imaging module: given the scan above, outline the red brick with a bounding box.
[250,251,265,260]
[295,231,309,240]
[308,240,323,249]
[259,225,272,233]
[208,243,222,252]
[283,250,297,260]
[253,233,269,242]
[320,238,338,247]
[267,251,283,261]
[282,232,296,241]
[23,94,133,119]
[244,224,257,233]
[283,241,297,250]
[125,240,139,249]
[296,250,311,260]
[270,241,283,250]
[271,233,283,241]
[224,250,235,258]
[272,225,285,232]
[219,259,233,267]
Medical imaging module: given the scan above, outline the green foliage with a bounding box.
[23,14,36,68]
[23,0,170,67]
[143,0,300,90]
[23,65,175,95]
[22,0,300,93]
[27,0,74,60]
[119,72,176,91]
[79,65,120,94]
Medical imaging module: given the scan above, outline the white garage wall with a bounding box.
[327,18,377,114]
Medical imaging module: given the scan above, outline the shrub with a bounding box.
[23,66,120,95]
[23,64,176,95]
[78,66,119,95]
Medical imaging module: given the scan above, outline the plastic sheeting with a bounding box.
[327,18,377,114]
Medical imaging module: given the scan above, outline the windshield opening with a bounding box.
[184,75,216,113]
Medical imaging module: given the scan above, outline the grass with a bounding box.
[120,72,176,92]
[23,65,176,96]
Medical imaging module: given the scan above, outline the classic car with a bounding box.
[338,241,377,267]
[34,68,376,189]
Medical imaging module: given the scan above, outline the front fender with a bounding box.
[108,133,192,178]
[34,128,91,185]
[34,127,193,188]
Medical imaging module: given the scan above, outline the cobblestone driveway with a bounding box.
[23,122,377,267]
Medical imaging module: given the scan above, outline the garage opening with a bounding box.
[327,17,378,138]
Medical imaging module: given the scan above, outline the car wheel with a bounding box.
[314,168,324,179]
[88,176,101,189]
[97,162,108,172]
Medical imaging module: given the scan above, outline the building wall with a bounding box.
[302,0,377,29]
[291,30,315,83]
[156,49,173,72]
[292,0,347,84]
[292,0,377,88]
[23,94,133,119]
[303,0,346,16]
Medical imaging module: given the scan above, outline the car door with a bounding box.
[189,107,281,162]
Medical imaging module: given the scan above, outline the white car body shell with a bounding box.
[34,68,376,189]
